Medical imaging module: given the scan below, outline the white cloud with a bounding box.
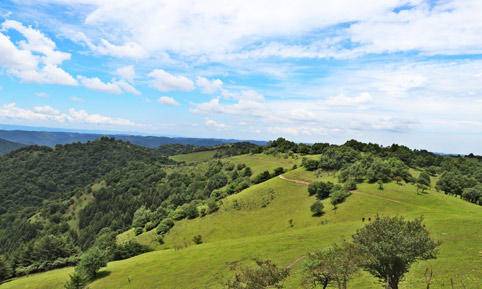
[326,92,373,107]
[0,102,136,127]
[158,96,179,106]
[27,0,482,60]
[78,76,140,95]
[205,118,228,129]
[196,76,223,94]
[116,65,136,82]
[148,69,194,92]
[0,20,77,85]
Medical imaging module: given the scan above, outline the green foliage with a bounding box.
[253,171,271,184]
[436,171,476,196]
[273,167,285,176]
[308,181,334,199]
[156,218,174,236]
[192,235,203,245]
[303,242,361,289]
[352,216,439,289]
[64,272,87,289]
[0,256,11,282]
[310,201,324,216]
[462,184,482,204]
[330,188,351,208]
[226,259,289,289]
[132,206,154,228]
[76,247,107,281]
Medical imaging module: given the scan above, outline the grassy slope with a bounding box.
[3,162,481,289]
[170,150,218,163]
[227,153,301,176]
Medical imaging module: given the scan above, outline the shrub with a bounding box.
[184,203,199,219]
[308,181,334,199]
[253,171,271,184]
[273,167,285,176]
[330,188,351,207]
[112,241,150,260]
[134,227,143,236]
[192,235,203,245]
[156,218,175,235]
[310,200,324,216]
[144,221,157,232]
[76,247,106,280]
[206,199,219,214]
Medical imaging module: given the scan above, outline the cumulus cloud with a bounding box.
[0,102,136,127]
[196,76,223,94]
[116,65,136,82]
[78,76,140,95]
[24,0,482,60]
[158,96,179,106]
[148,69,194,92]
[326,92,373,107]
[0,20,77,85]
[205,118,228,129]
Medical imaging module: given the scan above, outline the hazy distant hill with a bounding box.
[0,138,25,155]
[0,129,266,148]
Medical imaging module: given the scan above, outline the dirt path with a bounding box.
[279,174,405,205]
[278,175,310,185]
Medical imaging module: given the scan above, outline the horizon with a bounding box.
[0,123,477,156]
[1,1,482,154]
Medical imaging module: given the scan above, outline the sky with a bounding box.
[0,0,482,154]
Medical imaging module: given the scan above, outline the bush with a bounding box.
[273,167,285,176]
[253,171,271,184]
[302,159,319,171]
[64,272,87,289]
[131,206,154,228]
[192,235,203,245]
[310,200,324,216]
[134,227,143,236]
[184,203,199,219]
[308,181,334,199]
[330,188,351,207]
[112,241,150,260]
[76,247,106,280]
[144,221,157,232]
[343,179,357,191]
[156,218,174,235]
[206,199,219,214]
[0,255,11,282]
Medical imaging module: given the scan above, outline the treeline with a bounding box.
[268,138,481,205]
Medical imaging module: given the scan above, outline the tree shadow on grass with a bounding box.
[92,270,111,282]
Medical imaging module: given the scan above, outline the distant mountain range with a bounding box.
[0,126,267,149]
[0,138,25,155]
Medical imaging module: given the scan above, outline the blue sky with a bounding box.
[1,0,482,154]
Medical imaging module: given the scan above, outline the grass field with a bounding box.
[2,157,481,289]
[170,150,218,163]
[226,153,301,176]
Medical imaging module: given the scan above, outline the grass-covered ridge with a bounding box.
[3,166,481,289]
[1,138,481,289]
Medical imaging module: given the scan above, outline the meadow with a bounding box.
[3,154,481,289]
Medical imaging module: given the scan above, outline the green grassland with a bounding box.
[226,153,301,176]
[2,157,481,289]
[170,150,218,163]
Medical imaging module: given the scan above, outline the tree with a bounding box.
[0,255,11,282]
[226,259,289,289]
[303,242,361,289]
[184,203,199,219]
[308,181,334,199]
[273,167,285,176]
[131,206,153,228]
[330,189,351,208]
[76,247,107,280]
[352,216,439,289]
[192,235,203,244]
[310,200,324,216]
[462,184,481,204]
[253,171,271,184]
[417,172,431,193]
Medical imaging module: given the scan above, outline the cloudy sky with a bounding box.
[0,0,482,153]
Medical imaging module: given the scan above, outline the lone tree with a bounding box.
[417,172,431,193]
[310,200,324,216]
[226,259,289,289]
[302,242,361,289]
[352,216,439,289]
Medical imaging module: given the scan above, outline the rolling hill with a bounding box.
[1,150,481,289]
[0,138,24,155]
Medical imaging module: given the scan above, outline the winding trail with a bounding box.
[279,174,405,205]
[278,175,310,185]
